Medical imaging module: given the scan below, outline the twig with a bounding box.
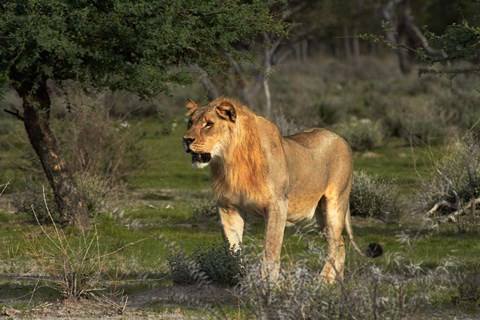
[3,108,25,121]
[0,179,11,196]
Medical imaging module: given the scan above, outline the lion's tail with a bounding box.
[345,204,383,258]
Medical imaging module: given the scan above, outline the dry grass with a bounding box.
[24,188,144,308]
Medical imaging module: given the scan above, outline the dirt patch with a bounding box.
[0,285,236,319]
[128,284,236,308]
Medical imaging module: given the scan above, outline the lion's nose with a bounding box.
[183,137,195,145]
[183,137,195,152]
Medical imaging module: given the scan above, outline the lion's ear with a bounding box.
[215,101,237,122]
[186,99,198,116]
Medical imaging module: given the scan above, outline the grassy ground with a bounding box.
[1,53,480,318]
[0,120,479,319]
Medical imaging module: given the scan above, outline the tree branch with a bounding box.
[3,108,25,121]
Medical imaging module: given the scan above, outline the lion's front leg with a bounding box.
[219,207,244,251]
[262,198,288,282]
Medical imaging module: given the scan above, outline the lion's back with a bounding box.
[284,127,353,190]
[286,128,350,155]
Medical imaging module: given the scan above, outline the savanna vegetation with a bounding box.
[1,0,480,319]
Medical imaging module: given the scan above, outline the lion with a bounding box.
[182,97,382,283]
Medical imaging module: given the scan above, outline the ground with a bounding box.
[0,117,479,319]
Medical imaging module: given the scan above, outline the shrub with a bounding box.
[350,171,402,221]
[336,118,385,151]
[14,174,116,222]
[56,108,144,183]
[416,134,480,231]
[399,110,449,146]
[0,119,16,136]
[12,106,144,222]
[13,180,60,223]
[237,249,452,320]
[168,241,243,286]
[193,242,244,286]
[437,77,480,134]
[168,252,208,286]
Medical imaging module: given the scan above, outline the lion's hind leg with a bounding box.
[318,194,348,284]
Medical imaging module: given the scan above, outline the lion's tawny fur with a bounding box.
[210,105,270,207]
[183,97,357,283]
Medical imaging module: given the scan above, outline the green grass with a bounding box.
[0,116,478,318]
[129,120,211,190]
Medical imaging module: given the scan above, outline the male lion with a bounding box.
[182,97,381,283]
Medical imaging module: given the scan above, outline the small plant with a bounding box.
[337,118,385,151]
[193,242,244,286]
[350,171,402,221]
[167,251,208,286]
[168,241,243,286]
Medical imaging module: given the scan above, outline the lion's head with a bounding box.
[182,98,237,169]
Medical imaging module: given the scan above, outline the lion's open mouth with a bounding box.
[191,152,211,164]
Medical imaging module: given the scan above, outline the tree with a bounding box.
[419,21,480,75]
[0,0,283,228]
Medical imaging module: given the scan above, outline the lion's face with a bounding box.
[183,100,237,169]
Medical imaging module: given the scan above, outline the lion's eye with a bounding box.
[187,120,193,128]
[205,122,214,128]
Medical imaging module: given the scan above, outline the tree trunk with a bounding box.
[262,33,274,117]
[18,81,88,228]
[382,0,411,74]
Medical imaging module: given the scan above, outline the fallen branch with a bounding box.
[426,200,457,216]
[440,197,480,223]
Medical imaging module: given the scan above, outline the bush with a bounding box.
[238,247,452,320]
[56,108,144,183]
[337,118,385,151]
[168,241,243,286]
[416,134,480,231]
[13,179,60,223]
[193,242,244,286]
[398,108,449,146]
[13,174,117,222]
[168,252,208,286]
[350,171,402,221]
[437,77,480,134]
[12,106,144,221]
